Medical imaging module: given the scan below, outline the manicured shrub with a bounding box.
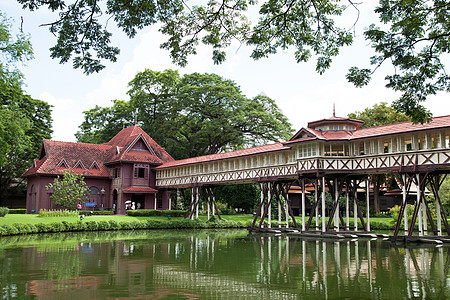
[38,209,78,217]
[49,222,67,232]
[35,223,53,233]
[78,210,114,215]
[0,207,9,217]
[97,220,111,231]
[1,225,18,235]
[8,209,26,214]
[126,209,186,217]
[108,220,120,230]
[12,223,32,234]
[28,224,38,233]
[0,226,7,236]
[85,220,99,231]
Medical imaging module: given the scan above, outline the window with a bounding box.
[134,164,149,179]
[114,167,120,178]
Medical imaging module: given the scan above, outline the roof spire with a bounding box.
[333,103,335,117]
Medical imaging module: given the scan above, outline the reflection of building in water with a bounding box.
[153,265,298,299]
[1,233,446,299]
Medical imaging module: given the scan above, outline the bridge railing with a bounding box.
[297,148,450,173]
[156,163,297,188]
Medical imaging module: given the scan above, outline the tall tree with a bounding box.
[0,11,53,206]
[17,1,450,122]
[347,102,410,128]
[77,69,294,159]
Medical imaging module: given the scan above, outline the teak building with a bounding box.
[23,126,174,214]
[24,114,450,232]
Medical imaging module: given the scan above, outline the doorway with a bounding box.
[131,194,145,209]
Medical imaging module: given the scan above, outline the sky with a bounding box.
[1,1,448,143]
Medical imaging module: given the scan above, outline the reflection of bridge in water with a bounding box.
[156,114,450,242]
[4,231,446,299]
[151,235,449,299]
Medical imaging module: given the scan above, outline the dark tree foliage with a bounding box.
[347,102,410,128]
[76,69,294,159]
[17,1,449,122]
[347,0,450,123]
[215,183,259,213]
[0,11,53,206]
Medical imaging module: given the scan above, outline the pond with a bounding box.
[0,230,448,299]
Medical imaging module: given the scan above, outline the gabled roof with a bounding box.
[286,115,450,144]
[307,115,364,130]
[22,140,112,177]
[23,125,174,178]
[105,126,174,164]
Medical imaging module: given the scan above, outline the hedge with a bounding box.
[78,210,114,215]
[8,209,26,214]
[0,207,9,217]
[0,218,250,237]
[126,209,186,217]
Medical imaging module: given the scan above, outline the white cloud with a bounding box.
[40,92,83,142]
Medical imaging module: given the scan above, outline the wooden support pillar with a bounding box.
[195,186,199,219]
[207,188,210,221]
[335,178,340,232]
[402,174,408,235]
[285,188,289,229]
[278,189,282,228]
[322,176,326,233]
[268,187,272,228]
[301,178,306,231]
[354,180,358,231]
[417,174,423,236]
[436,175,442,236]
[168,190,172,211]
[345,182,349,230]
[366,178,370,232]
[315,179,319,230]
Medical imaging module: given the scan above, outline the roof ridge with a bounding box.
[356,115,449,131]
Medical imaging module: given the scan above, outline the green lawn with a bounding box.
[0,213,395,226]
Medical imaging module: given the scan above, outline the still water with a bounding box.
[0,229,448,299]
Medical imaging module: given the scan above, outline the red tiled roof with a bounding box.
[23,125,174,177]
[307,115,364,129]
[22,140,112,177]
[104,125,174,163]
[350,115,450,140]
[156,142,289,169]
[123,186,158,193]
[287,115,450,143]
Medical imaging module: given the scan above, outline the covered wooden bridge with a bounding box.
[155,114,450,242]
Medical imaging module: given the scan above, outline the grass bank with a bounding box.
[0,213,403,237]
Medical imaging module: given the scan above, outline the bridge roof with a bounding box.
[350,115,450,140]
[286,115,450,143]
[155,142,289,169]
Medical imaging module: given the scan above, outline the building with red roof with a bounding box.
[23,113,450,216]
[23,125,174,214]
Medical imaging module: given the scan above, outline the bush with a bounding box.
[1,224,18,235]
[85,220,99,231]
[38,209,78,217]
[0,207,9,217]
[97,220,111,231]
[8,209,26,214]
[12,223,32,234]
[78,210,114,215]
[126,209,186,217]
[108,220,120,230]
